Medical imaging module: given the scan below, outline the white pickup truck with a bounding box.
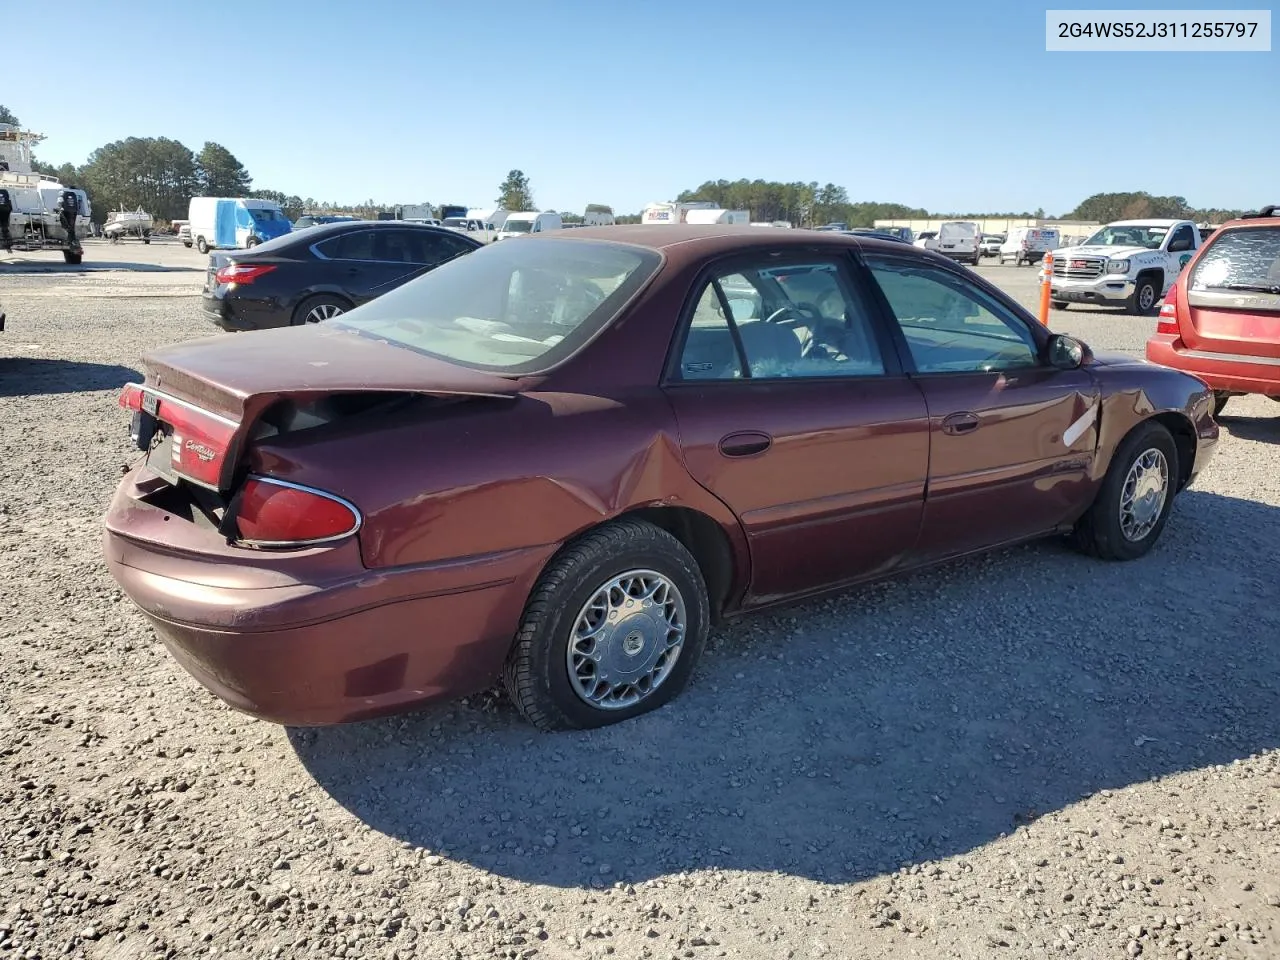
[1049,218,1203,315]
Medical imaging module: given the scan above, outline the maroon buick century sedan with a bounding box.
[103,226,1218,731]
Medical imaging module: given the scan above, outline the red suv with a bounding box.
[1147,205,1280,417]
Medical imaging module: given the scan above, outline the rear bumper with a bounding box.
[102,467,551,725]
[202,291,286,332]
[1146,335,1280,396]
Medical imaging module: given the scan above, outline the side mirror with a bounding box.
[1047,333,1087,370]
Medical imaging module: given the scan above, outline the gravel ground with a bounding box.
[2,240,1278,960]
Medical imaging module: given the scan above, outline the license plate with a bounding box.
[141,390,159,416]
[145,432,180,484]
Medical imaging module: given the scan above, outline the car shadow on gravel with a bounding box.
[290,489,1280,889]
[0,357,139,396]
[1219,412,1280,444]
[0,261,200,274]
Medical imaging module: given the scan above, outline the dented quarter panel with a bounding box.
[1086,349,1218,484]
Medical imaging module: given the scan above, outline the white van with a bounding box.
[998,226,1061,266]
[934,221,981,265]
[188,196,291,253]
[496,211,562,240]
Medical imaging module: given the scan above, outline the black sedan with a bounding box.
[202,221,484,331]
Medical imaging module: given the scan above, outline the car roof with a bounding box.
[1107,219,1185,227]
[540,224,913,262]
[1213,207,1280,230]
[287,219,469,241]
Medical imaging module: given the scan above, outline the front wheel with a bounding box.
[503,519,711,731]
[246,236,260,248]
[196,237,209,254]
[63,250,83,265]
[1071,421,1178,561]
[1213,392,1230,417]
[1052,300,1068,311]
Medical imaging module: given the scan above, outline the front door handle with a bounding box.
[719,431,772,458]
[941,411,981,435]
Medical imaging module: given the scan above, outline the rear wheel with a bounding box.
[246,236,260,248]
[196,237,209,254]
[1127,276,1159,316]
[1071,421,1178,561]
[503,519,711,731]
[292,293,352,325]
[62,250,82,265]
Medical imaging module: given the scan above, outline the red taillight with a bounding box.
[232,477,360,547]
[215,263,277,285]
[1156,283,1181,336]
[118,383,239,489]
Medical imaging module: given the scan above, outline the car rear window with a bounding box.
[332,238,661,374]
[1189,228,1280,295]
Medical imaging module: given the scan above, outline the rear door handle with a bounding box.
[718,431,772,458]
[941,412,981,435]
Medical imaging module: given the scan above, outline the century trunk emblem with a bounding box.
[184,439,217,462]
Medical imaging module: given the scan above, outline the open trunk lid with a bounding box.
[1180,226,1280,357]
[119,323,520,492]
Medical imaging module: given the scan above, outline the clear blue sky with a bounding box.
[8,0,1275,215]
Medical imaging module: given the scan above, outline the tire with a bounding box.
[291,293,352,325]
[196,237,209,254]
[143,237,151,245]
[1052,300,1068,311]
[246,236,259,248]
[1127,276,1159,316]
[1071,421,1179,561]
[182,241,192,248]
[62,250,82,265]
[1213,392,1230,418]
[503,519,711,732]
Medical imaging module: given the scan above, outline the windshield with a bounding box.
[332,238,661,374]
[1190,228,1280,292]
[1083,225,1168,249]
[503,219,534,233]
[442,218,467,228]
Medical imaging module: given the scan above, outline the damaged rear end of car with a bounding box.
[102,323,532,724]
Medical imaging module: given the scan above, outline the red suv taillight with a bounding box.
[215,263,277,285]
[231,477,361,548]
[1156,282,1181,336]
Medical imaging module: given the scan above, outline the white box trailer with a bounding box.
[684,208,749,225]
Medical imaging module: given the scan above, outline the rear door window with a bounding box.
[1189,229,1280,303]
